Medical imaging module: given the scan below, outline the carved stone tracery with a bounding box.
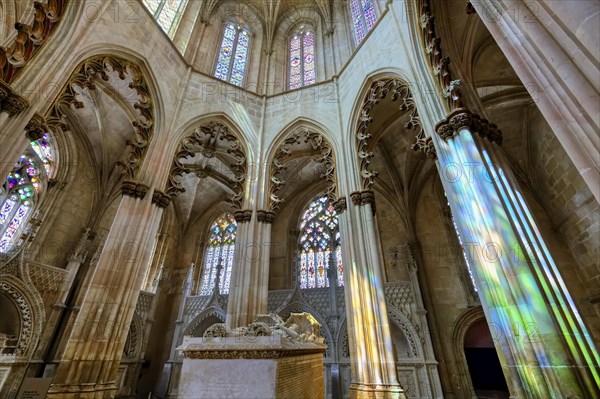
[268,129,337,212]
[166,122,247,209]
[45,55,154,180]
[356,78,433,190]
[418,0,462,109]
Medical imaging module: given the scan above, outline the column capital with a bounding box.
[121,180,149,199]
[256,210,275,224]
[234,209,252,223]
[152,189,172,208]
[350,191,376,213]
[333,197,347,214]
[25,113,46,141]
[435,109,503,145]
[0,80,28,116]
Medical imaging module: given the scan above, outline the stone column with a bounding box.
[226,210,261,328]
[433,109,600,398]
[336,196,405,399]
[472,0,600,201]
[47,183,169,398]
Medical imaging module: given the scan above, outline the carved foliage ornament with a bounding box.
[356,78,433,189]
[418,0,462,109]
[435,109,503,145]
[166,122,247,209]
[257,210,276,224]
[234,209,252,223]
[0,81,28,116]
[152,190,172,208]
[269,129,337,212]
[45,55,153,180]
[0,0,68,84]
[121,180,149,199]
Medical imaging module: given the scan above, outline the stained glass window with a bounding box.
[0,134,53,254]
[298,196,343,289]
[349,0,377,45]
[214,23,251,87]
[142,0,188,37]
[288,27,316,90]
[198,213,237,295]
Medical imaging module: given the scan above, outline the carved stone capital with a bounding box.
[121,180,149,199]
[435,109,503,145]
[360,190,375,207]
[257,210,275,224]
[152,190,172,208]
[25,113,46,141]
[333,197,347,214]
[0,81,28,116]
[234,209,252,223]
[350,191,362,206]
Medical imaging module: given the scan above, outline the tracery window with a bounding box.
[288,26,316,90]
[0,134,54,254]
[198,213,237,295]
[214,22,251,86]
[298,196,343,289]
[142,0,188,37]
[349,0,377,45]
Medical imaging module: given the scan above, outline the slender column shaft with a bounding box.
[472,0,600,201]
[47,183,164,398]
[434,109,600,398]
[337,196,405,399]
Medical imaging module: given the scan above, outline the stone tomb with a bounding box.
[177,313,327,399]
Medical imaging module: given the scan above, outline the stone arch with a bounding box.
[336,317,350,361]
[386,307,421,360]
[164,116,249,210]
[348,74,431,191]
[42,53,157,182]
[266,119,339,213]
[182,307,226,341]
[278,302,335,359]
[123,313,143,359]
[451,306,486,398]
[0,275,45,358]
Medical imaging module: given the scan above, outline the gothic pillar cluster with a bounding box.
[225,209,273,328]
[433,108,600,398]
[337,194,405,399]
[46,182,169,398]
[472,0,600,201]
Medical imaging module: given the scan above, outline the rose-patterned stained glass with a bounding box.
[215,23,250,86]
[289,29,316,90]
[0,205,29,252]
[142,0,188,37]
[199,213,237,295]
[350,0,377,45]
[298,197,343,289]
[0,134,54,254]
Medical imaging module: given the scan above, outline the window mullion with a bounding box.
[228,29,241,83]
[154,0,167,19]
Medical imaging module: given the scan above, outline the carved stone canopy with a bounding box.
[268,128,337,213]
[166,122,247,209]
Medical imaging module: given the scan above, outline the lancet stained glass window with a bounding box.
[349,0,377,45]
[289,27,316,90]
[298,197,343,289]
[142,0,188,37]
[0,134,53,254]
[215,23,250,86]
[199,213,237,295]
